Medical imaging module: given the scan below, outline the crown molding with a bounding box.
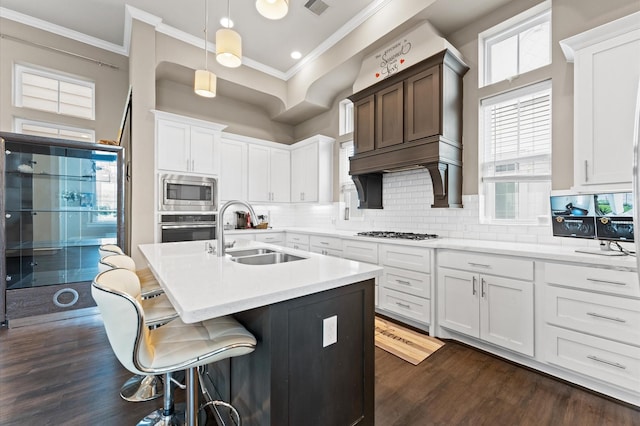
[0,7,127,56]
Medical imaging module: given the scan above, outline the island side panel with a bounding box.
[231,278,375,426]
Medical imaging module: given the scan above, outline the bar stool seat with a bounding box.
[92,268,256,426]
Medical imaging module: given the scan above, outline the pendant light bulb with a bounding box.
[256,0,289,20]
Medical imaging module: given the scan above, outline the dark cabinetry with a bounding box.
[349,50,468,208]
[207,279,375,426]
[1,132,124,324]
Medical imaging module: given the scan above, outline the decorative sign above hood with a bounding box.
[353,21,465,94]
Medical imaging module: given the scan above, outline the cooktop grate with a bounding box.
[356,231,438,240]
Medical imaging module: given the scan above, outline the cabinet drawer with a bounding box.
[378,287,430,325]
[310,246,342,257]
[342,240,378,264]
[381,267,430,299]
[287,242,309,252]
[545,285,640,344]
[438,251,533,281]
[545,262,639,298]
[310,235,342,251]
[255,232,285,245]
[545,325,640,393]
[379,244,430,273]
[286,233,310,245]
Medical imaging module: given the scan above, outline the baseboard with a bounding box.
[7,307,100,328]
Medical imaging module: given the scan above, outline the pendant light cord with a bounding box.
[204,0,209,70]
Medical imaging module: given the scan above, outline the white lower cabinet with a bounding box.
[254,232,285,246]
[286,233,310,251]
[378,244,432,327]
[542,261,640,396]
[342,239,379,305]
[437,251,534,357]
[309,235,342,257]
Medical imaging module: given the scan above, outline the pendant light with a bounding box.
[194,0,217,98]
[216,0,242,68]
[256,0,289,20]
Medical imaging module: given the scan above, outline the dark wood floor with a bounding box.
[1,314,638,425]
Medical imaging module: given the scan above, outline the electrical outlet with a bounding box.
[323,315,337,347]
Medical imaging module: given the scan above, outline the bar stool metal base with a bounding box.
[200,400,241,426]
[137,402,185,426]
[120,374,164,402]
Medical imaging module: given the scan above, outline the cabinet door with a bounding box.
[405,65,440,141]
[353,95,375,153]
[437,268,479,338]
[291,143,318,202]
[574,31,640,188]
[375,82,404,149]
[190,126,217,175]
[479,275,534,356]
[219,139,247,201]
[247,145,270,202]
[157,119,190,172]
[270,148,290,202]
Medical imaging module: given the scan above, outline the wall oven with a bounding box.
[159,173,217,212]
[159,214,217,243]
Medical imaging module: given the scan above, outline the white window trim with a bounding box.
[339,99,354,136]
[478,0,551,87]
[14,63,96,120]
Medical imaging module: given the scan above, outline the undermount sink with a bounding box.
[226,248,276,257]
[230,252,306,265]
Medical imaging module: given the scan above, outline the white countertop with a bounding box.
[139,239,383,323]
[225,227,637,270]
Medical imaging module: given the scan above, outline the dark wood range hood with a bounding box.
[349,49,468,209]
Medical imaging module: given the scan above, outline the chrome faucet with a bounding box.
[217,200,257,257]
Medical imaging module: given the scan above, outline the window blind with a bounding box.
[481,80,551,183]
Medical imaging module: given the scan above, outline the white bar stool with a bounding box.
[92,268,256,426]
[98,247,163,299]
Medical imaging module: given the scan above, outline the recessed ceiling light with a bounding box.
[291,51,302,59]
[220,17,234,28]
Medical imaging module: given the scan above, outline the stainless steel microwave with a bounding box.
[159,174,217,212]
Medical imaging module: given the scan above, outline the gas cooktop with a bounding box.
[356,231,438,240]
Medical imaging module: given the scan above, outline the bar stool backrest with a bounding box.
[99,244,124,259]
[99,254,137,273]
[92,268,153,374]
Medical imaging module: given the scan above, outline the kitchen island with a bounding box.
[139,239,382,426]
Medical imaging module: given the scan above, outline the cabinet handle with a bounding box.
[320,241,329,245]
[472,276,477,295]
[586,312,627,323]
[586,278,627,287]
[587,355,626,370]
[584,160,588,182]
[468,262,491,268]
[396,302,411,309]
[186,159,190,170]
[192,160,195,171]
[395,279,411,286]
[481,278,486,298]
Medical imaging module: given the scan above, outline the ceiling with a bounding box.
[0,0,514,77]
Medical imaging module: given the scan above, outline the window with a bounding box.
[15,118,94,142]
[480,80,552,223]
[339,140,363,219]
[14,64,95,120]
[480,2,551,87]
[339,99,354,135]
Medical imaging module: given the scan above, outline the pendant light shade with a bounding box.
[256,0,289,20]
[194,0,217,98]
[194,69,217,97]
[216,28,242,68]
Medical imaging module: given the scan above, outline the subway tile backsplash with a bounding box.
[253,168,607,249]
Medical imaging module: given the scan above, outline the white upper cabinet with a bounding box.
[248,144,290,203]
[290,135,334,203]
[219,136,248,201]
[154,111,226,176]
[561,12,640,190]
